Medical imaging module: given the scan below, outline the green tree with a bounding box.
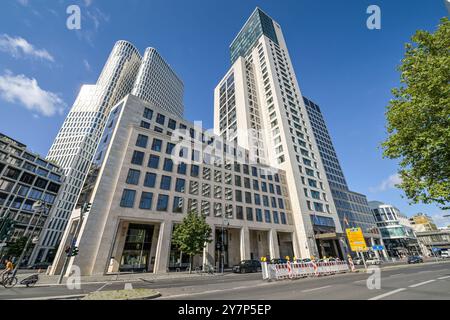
[382,17,450,209]
[6,237,28,258]
[172,212,212,273]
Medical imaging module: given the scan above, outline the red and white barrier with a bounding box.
[265,261,350,281]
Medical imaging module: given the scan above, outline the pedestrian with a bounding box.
[1,259,14,278]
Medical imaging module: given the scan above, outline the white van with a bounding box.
[441,251,450,259]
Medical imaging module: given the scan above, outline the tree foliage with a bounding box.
[7,237,28,258]
[382,17,450,209]
[172,211,212,272]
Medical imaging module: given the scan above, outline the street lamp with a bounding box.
[12,201,48,277]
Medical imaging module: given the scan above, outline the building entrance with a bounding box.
[119,224,154,272]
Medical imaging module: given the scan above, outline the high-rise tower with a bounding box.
[31,41,184,264]
[303,97,386,258]
[214,8,344,259]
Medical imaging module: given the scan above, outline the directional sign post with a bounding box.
[346,228,368,269]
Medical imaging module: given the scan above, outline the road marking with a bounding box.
[388,273,404,278]
[353,280,366,284]
[417,270,433,274]
[9,294,86,301]
[409,280,436,288]
[96,282,110,292]
[301,285,332,293]
[369,288,406,300]
[157,282,274,299]
[437,275,450,280]
[124,283,133,290]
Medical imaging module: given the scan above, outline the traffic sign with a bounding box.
[346,228,368,252]
[372,245,384,251]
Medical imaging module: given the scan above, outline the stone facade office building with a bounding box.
[51,95,298,276]
[32,41,184,265]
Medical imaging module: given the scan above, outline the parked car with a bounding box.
[294,258,312,264]
[232,260,261,273]
[352,257,363,265]
[270,258,288,264]
[441,251,450,259]
[366,258,382,265]
[408,256,424,264]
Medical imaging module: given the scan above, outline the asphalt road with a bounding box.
[155,262,450,300]
[1,261,449,300]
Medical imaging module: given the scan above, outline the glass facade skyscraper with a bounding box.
[303,97,385,257]
[230,8,280,65]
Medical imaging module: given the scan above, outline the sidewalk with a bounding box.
[17,270,232,287]
[17,259,450,287]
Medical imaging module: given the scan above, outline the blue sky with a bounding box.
[0,0,448,225]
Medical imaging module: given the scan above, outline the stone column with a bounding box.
[153,221,172,274]
[203,225,216,270]
[379,237,389,259]
[149,224,160,272]
[370,237,380,259]
[269,229,280,260]
[240,226,251,260]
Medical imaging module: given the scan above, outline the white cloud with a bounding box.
[370,173,403,193]
[0,71,65,117]
[430,213,450,228]
[16,0,28,6]
[84,0,93,7]
[0,34,54,62]
[83,59,91,72]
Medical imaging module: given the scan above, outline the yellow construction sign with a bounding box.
[346,227,368,252]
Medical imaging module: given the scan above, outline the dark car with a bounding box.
[270,258,288,265]
[29,262,51,270]
[233,260,262,273]
[408,256,424,264]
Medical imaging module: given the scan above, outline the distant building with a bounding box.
[409,213,438,232]
[369,201,421,258]
[0,133,63,263]
[415,229,450,257]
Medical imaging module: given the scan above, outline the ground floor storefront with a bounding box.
[103,219,297,274]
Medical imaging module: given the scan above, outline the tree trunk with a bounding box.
[189,255,193,274]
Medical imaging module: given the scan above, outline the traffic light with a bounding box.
[82,203,92,214]
[71,246,79,257]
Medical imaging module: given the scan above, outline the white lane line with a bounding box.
[96,282,110,292]
[409,280,436,288]
[369,288,407,301]
[124,283,133,290]
[301,285,332,293]
[9,294,86,301]
[157,282,273,300]
[388,273,404,278]
[353,280,366,284]
[437,275,450,280]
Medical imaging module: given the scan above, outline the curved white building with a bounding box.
[31,41,184,264]
[132,47,184,118]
